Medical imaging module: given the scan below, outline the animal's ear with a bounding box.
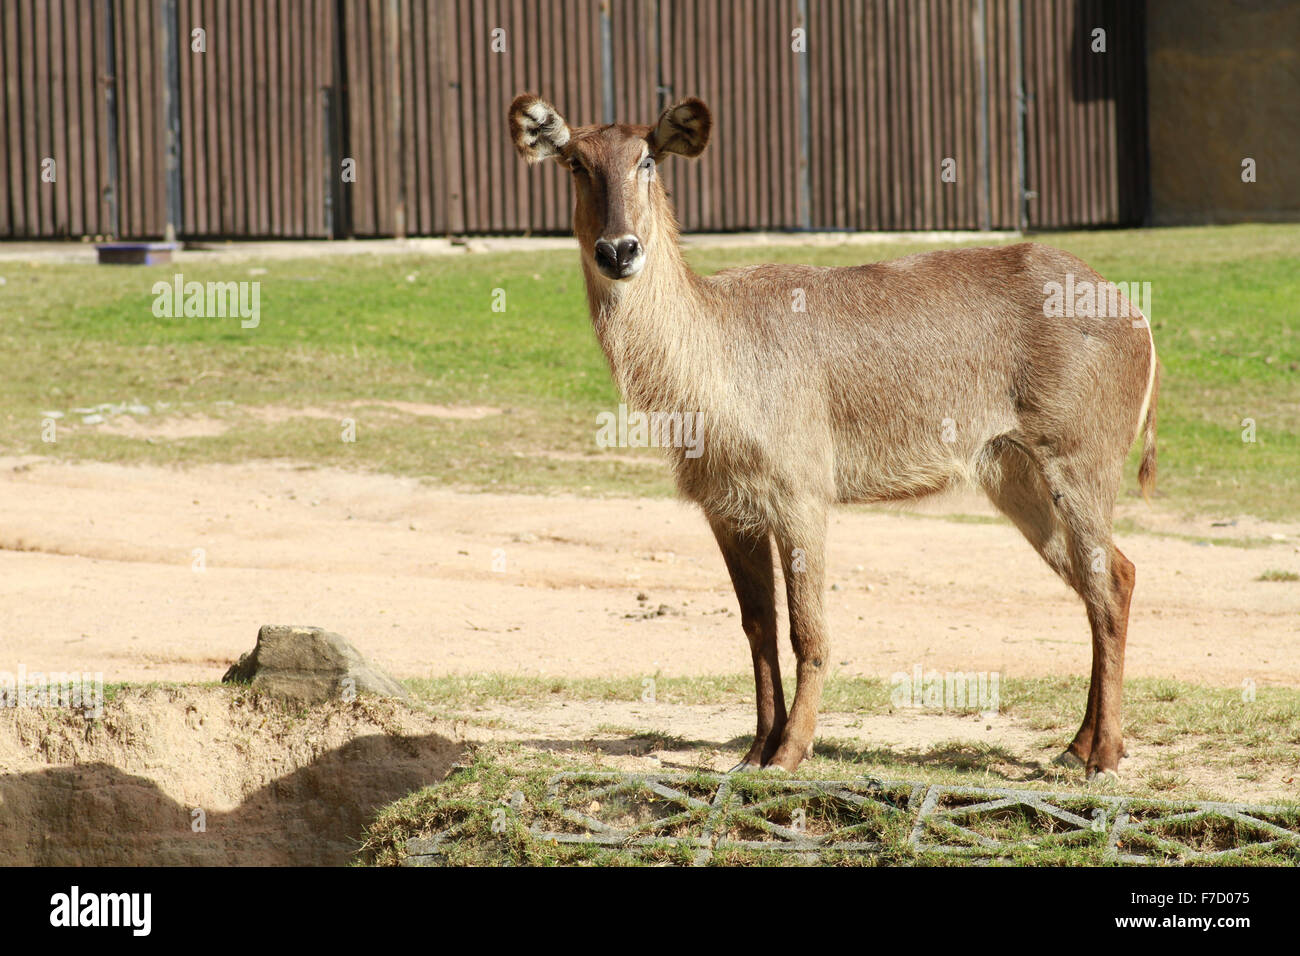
[651,97,712,158]
[508,93,572,164]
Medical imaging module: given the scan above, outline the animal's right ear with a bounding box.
[509,94,571,164]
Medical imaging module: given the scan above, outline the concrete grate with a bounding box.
[403,772,1300,866]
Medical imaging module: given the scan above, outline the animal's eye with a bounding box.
[639,156,655,172]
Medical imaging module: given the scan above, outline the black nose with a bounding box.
[594,238,619,273]
[594,236,643,276]
[615,237,641,267]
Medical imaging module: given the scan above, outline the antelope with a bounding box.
[508,93,1158,779]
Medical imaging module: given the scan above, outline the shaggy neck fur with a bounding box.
[579,186,719,417]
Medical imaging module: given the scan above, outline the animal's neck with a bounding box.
[580,219,715,413]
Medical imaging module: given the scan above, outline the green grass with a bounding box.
[3,223,1298,516]
[355,670,1300,865]
[1257,569,1300,581]
[357,744,1300,867]
[402,672,1300,804]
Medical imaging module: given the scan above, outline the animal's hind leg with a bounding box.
[1041,456,1133,777]
[980,441,1076,595]
[709,515,786,770]
[981,442,1133,776]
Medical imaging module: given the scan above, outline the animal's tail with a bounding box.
[1138,361,1160,502]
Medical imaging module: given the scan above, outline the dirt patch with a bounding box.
[0,457,1296,820]
[241,401,503,424]
[0,457,1295,688]
[455,698,1300,806]
[71,401,505,441]
[98,414,231,439]
[0,685,464,865]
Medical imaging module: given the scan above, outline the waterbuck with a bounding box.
[508,93,1159,779]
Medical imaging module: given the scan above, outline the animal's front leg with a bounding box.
[709,516,785,770]
[765,504,830,772]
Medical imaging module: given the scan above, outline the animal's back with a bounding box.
[691,243,1155,506]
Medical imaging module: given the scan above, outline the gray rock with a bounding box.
[222,624,410,704]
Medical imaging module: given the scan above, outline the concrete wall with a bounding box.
[1147,0,1300,225]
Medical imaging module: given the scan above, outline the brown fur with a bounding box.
[508,93,1159,776]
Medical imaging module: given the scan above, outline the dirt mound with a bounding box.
[0,686,464,865]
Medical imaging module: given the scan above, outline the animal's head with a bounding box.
[508,94,712,281]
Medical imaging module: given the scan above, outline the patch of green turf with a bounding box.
[401,672,1300,806]
[356,747,1300,867]
[3,224,1297,516]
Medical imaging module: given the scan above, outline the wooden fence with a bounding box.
[0,0,1149,239]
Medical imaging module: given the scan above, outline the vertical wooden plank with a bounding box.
[0,1,9,235]
[755,0,770,229]
[252,0,267,234]
[302,0,313,236]
[507,0,526,233]
[888,0,904,228]
[854,0,866,229]
[1027,0,1042,226]
[1046,0,1062,227]
[400,0,416,233]
[424,0,438,234]
[465,0,484,232]
[178,0,193,234]
[50,2,69,234]
[213,0,229,231]
[867,0,883,229]
[60,0,80,234]
[486,0,503,230]
[32,0,50,233]
[444,0,466,234]
[527,0,546,231]
[679,0,697,228]
[402,0,418,234]
[93,0,109,234]
[349,0,369,233]
[16,0,34,234]
[934,0,947,230]
[256,0,274,235]
[202,0,217,232]
[290,0,304,235]
[993,0,1003,227]
[922,0,937,230]
[429,0,446,233]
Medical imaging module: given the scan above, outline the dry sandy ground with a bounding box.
[2,457,1297,689]
[0,686,462,865]
[2,458,1298,862]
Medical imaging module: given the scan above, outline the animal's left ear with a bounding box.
[651,97,712,158]
[509,93,572,164]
